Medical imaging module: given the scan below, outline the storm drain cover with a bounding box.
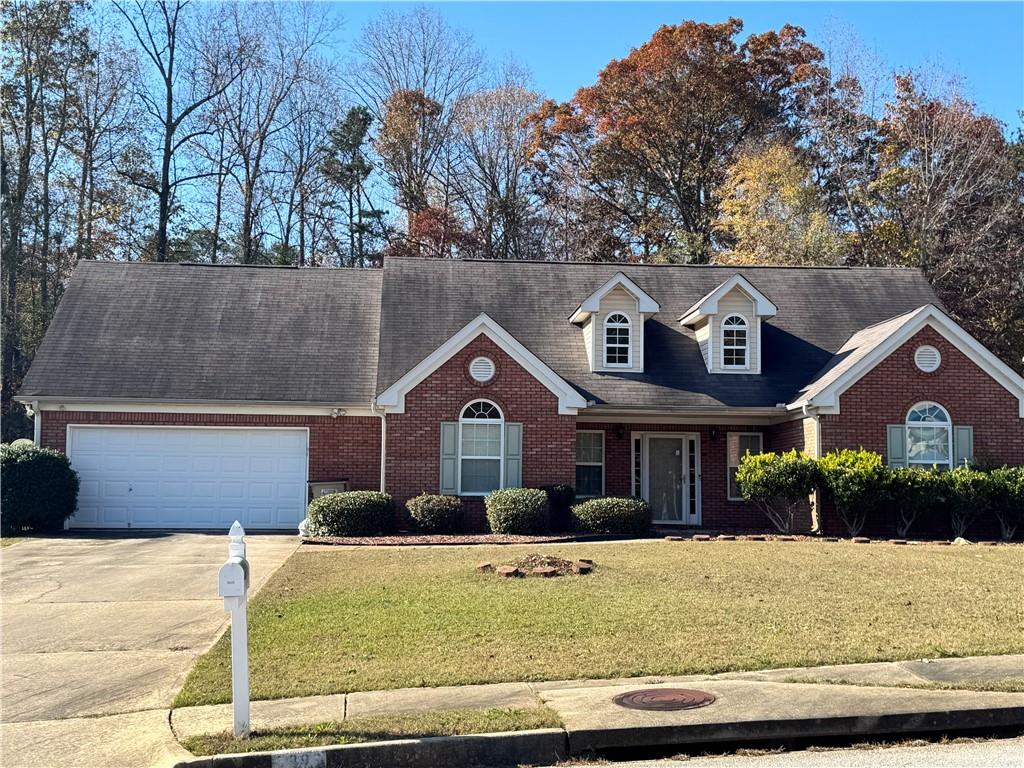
[613,688,716,711]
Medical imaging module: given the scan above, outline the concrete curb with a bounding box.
[567,704,1024,753]
[171,728,568,768]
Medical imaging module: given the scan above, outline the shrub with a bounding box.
[0,443,79,533]
[734,450,818,533]
[306,491,395,537]
[818,449,888,537]
[541,484,576,531]
[571,496,651,535]
[406,493,462,533]
[989,466,1024,541]
[943,466,992,539]
[887,467,946,538]
[485,488,549,534]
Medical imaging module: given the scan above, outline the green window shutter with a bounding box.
[504,423,523,488]
[440,422,458,495]
[953,426,974,468]
[886,425,907,468]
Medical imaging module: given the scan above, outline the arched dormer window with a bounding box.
[906,402,952,468]
[604,313,631,367]
[459,400,503,494]
[722,314,749,369]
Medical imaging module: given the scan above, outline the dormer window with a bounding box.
[604,313,631,366]
[722,314,749,369]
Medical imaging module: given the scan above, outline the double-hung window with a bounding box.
[906,402,952,469]
[727,432,763,500]
[575,431,605,498]
[459,400,503,494]
[722,314,749,369]
[604,313,631,366]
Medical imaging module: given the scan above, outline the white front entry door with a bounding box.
[67,426,309,529]
[640,433,701,525]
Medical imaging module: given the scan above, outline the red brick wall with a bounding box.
[818,325,1024,537]
[385,335,577,531]
[584,422,809,532]
[40,410,382,490]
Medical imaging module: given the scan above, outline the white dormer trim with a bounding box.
[679,275,778,325]
[376,313,588,416]
[569,272,659,323]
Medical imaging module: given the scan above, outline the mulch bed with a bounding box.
[302,532,622,547]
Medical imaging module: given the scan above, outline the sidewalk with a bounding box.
[171,654,1024,745]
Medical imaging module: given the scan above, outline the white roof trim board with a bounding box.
[790,304,1024,417]
[569,272,660,323]
[679,274,779,325]
[376,313,588,415]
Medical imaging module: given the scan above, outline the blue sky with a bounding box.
[332,1,1023,129]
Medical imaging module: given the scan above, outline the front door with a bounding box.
[642,434,701,525]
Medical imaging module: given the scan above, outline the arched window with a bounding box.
[722,314,749,368]
[604,313,631,366]
[906,402,952,468]
[459,400,503,494]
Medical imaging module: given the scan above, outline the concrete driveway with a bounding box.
[0,532,298,768]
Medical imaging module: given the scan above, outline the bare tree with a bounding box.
[113,0,248,261]
[347,5,482,216]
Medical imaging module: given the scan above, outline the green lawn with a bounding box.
[182,707,561,755]
[176,541,1024,707]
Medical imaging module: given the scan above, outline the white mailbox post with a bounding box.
[218,521,251,738]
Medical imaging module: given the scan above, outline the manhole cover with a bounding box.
[613,688,716,711]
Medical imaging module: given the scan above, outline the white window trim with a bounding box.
[604,313,632,368]
[458,399,504,496]
[727,431,763,501]
[575,429,605,498]
[905,401,953,469]
[721,314,750,370]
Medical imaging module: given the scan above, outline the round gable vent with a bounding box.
[469,356,496,383]
[914,345,941,373]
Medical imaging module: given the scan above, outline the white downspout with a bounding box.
[803,404,822,533]
[370,400,386,493]
[30,401,41,445]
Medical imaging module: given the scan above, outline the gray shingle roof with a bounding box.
[19,262,382,403]
[20,257,941,409]
[378,258,940,409]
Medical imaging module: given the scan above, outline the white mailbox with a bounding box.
[219,520,251,738]
[218,557,249,598]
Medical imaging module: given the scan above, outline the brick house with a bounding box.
[16,258,1024,535]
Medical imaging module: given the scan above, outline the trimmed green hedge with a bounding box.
[306,491,395,537]
[485,488,549,534]
[818,449,888,537]
[406,494,462,533]
[571,496,651,535]
[0,443,79,533]
[734,450,819,533]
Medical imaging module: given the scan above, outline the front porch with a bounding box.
[577,419,813,533]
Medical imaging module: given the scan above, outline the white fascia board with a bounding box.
[679,275,778,324]
[22,398,376,416]
[376,313,587,415]
[570,272,660,323]
[796,304,1024,417]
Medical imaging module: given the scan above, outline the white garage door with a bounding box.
[67,426,308,530]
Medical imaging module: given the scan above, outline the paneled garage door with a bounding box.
[67,426,308,530]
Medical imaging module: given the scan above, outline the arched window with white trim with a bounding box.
[722,314,749,369]
[604,313,631,366]
[906,402,952,468]
[459,400,504,494]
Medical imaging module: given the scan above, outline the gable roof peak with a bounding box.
[679,274,778,325]
[569,271,660,323]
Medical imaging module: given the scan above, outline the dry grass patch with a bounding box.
[181,707,561,755]
[176,541,1024,706]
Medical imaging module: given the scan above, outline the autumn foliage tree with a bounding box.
[528,18,826,263]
